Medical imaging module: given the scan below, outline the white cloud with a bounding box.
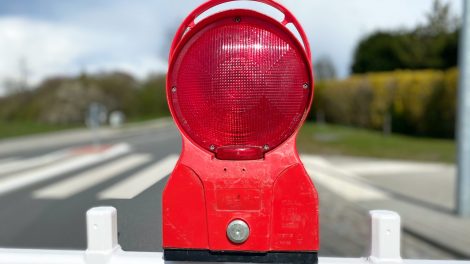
[171,0,462,77]
[278,0,462,77]
[0,17,93,93]
[0,12,169,95]
[0,0,463,95]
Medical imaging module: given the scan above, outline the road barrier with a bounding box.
[0,206,468,264]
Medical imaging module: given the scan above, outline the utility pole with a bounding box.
[457,0,470,217]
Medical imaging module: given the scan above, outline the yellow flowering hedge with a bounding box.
[312,69,458,138]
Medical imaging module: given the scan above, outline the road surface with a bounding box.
[0,121,180,252]
[0,120,461,259]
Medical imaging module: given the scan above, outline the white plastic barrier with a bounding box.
[0,207,468,264]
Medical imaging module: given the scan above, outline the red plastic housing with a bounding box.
[163,0,319,255]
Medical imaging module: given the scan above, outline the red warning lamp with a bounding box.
[163,1,319,263]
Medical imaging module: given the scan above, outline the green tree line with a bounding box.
[0,72,170,124]
[351,0,459,73]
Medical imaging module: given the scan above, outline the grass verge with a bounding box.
[0,121,76,140]
[297,123,456,163]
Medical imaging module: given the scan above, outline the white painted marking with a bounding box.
[301,154,388,202]
[0,158,18,168]
[0,151,70,176]
[0,158,17,165]
[300,154,333,169]
[301,154,455,177]
[0,143,131,196]
[33,154,151,199]
[306,168,389,202]
[98,154,178,200]
[340,161,455,176]
[301,154,367,180]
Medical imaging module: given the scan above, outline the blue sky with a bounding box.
[0,0,462,94]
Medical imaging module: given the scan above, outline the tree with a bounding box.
[314,56,337,81]
[3,58,30,95]
[351,32,406,73]
[351,0,460,74]
[420,0,459,36]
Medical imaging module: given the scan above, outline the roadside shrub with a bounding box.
[313,68,458,138]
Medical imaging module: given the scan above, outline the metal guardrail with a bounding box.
[0,207,468,264]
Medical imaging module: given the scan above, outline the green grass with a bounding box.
[297,123,456,163]
[0,121,76,140]
[0,115,169,141]
[126,114,170,124]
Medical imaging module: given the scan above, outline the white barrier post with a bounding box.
[2,207,470,264]
[85,207,121,263]
[368,210,402,264]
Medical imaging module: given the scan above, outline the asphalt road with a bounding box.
[0,121,460,259]
[0,122,181,252]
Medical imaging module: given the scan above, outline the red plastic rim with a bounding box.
[168,10,312,158]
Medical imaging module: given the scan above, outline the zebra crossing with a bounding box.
[0,150,70,176]
[0,143,179,200]
[0,146,432,203]
[301,154,389,202]
[97,154,179,200]
[0,146,353,203]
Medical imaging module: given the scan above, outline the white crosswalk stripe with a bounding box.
[339,161,454,175]
[33,154,152,199]
[306,168,388,202]
[0,151,70,176]
[0,146,181,200]
[0,143,131,196]
[301,155,389,202]
[0,158,18,165]
[98,154,179,200]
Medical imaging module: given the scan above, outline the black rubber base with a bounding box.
[164,249,318,263]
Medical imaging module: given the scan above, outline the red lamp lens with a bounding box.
[169,12,312,159]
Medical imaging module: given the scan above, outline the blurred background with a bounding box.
[0,0,461,144]
[0,0,462,144]
[0,0,468,261]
